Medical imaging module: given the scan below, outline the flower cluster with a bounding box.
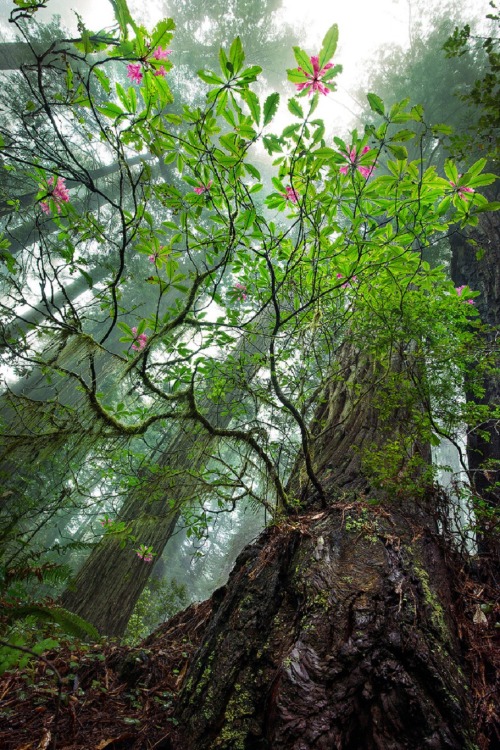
[152,46,172,60]
[126,48,172,84]
[40,176,70,215]
[455,286,474,304]
[336,272,358,289]
[234,282,248,301]
[127,63,143,84]
[194,180,213,195]
[339,146,375,179]
[100,517,113,528]
[136,544,154,563]
[295,55,333,96]
[450,179,474,201]
[282,185,299,204]
[131,326,148,351]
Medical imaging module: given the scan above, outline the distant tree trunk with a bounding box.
[173,342,476,749]
[61,330,268,637]
[450,206,500,569]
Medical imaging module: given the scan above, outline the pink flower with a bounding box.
[450,178,474,201]
[149,253,158,263]
[154,66,167,77]
[131,326,148,351]
[153,47,171,60]
[100,517,113,527]
[282,186,299,203]
[295,55,333,96]
[455,285,466,295]
[51,177,70,203]
[127,63,143,84]
[40,176,70,215]
[194,180,213,195]
[466,299,475,305]
[234,282,247,301]
[339,146,375,179]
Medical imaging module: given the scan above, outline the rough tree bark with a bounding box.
[172,343,476,749]
[450,206,500,569]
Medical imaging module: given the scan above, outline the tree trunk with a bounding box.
[173,342,476,749]
[60,329,268,637]
[450,207,500,569]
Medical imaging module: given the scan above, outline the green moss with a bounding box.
[214,683,254,749]
[412,563,449,642]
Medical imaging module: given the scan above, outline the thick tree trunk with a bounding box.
[173,342,475,749]
[450,208,500,568]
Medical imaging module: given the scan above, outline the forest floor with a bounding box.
[0,600,211,750]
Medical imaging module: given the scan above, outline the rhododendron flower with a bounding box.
[131,326,148,351]
[136,544,154,562]
[450,178,474,201]
[466,299,475,304]
[194,180,213,195]
[149,253,158,263]
[154,66,167,77]
[295,55,333,96]
[40,176,70,214]
[455,285,466,295]
[234,282,247,301]
[127,63,143,84]
[153,47,171,60]
[339,146,375,178]
[282,186,299,203]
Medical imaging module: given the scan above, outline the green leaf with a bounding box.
[318,24,339,69]
[229,36,245,74]
[97,102,125,119]
[288,97,304,118]
[243,90,261,125]
[367,93,384,116]
[263,93,280,126]
[198,70,224,85]
[293,47,314,74]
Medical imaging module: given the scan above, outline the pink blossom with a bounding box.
[282,185,299,203]
[466,299,475,305]
[295,55,333,96]
[154,66,167,77]
[136,551,153,562]
[336,273,343,279]
[149,253,158,263]
[40,176,70,215]
[234,282,247,301]
[153,47,171,60]
[194,180,213,195]
[131,326,148,351]
[100,517,113,527]
[339,146,375,179]
[127,63,143,84]
[450,178,474,201]
[455,285,466,295]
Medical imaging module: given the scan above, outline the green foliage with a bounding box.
[0,2,498,626]
[123,577,188,645]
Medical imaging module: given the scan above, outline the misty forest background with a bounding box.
[0,0,499,747]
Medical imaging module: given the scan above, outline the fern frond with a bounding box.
[5,604,100,640]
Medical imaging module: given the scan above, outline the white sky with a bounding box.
[0,0,492,132]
